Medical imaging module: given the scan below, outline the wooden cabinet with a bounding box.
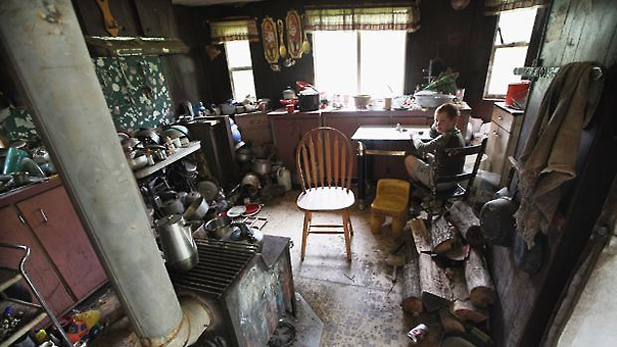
[268,110,321,171]
[0,180,107,318]
[485,102,524,186]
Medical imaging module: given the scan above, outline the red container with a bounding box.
[505,80,531,107]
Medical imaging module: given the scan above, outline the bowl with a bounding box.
[414,91,456,108]
[353,95,371,109]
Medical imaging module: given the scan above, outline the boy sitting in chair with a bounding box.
[404,102,465,192]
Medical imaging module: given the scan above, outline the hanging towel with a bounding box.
[515,62,604,248]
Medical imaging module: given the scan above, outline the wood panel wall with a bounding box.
[490,0,617,346]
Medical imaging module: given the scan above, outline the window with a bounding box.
[313,30,406,100]
[484,7,538,98]
[225,40,256,100]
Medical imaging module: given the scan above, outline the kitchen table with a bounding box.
[351,125,431,209]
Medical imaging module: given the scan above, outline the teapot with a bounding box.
[155,214,199,272]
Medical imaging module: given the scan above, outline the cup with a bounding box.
[384,97,392,110]
[456,88,466,101]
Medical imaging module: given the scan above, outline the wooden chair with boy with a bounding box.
[415,137,488,231]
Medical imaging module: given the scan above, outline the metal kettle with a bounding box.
[155,214,199,272]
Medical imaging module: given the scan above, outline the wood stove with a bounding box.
[170,235,295,347]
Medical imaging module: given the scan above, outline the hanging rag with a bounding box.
[515,62,604,248]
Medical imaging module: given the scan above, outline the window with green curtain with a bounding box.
[209,17,259,44]
[484,0,550,15]
[304,5,421,32]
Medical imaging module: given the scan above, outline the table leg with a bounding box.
[357,141,366,210]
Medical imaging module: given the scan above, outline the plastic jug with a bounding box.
[277,167,292,191]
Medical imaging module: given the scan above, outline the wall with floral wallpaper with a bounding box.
[0,56,174,143]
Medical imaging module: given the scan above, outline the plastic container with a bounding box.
[2,147,28,175]
[505,81,531,107]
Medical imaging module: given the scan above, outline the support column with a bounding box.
[0,0,183,341]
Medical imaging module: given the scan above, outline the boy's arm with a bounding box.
[412,132,449,155]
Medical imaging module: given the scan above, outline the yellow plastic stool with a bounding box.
[370,179,411,237]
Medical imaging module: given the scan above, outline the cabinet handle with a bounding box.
[18,214,26,225]
[38,208,48,224]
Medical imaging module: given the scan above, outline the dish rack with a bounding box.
[0,244,72,346]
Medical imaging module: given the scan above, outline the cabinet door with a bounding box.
[17,187,107,300]
[485,122,510,178]
[0,206,74,315]
[271,118,299,171]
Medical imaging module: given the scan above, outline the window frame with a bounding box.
[312,30,406,97]
[483,9,538,100]
[224,40,257,101]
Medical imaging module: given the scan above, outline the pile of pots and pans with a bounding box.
[235,144,291,201]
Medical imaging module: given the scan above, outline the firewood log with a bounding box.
[402,254,423,315]
[464,248,496,308]
[439,308,465,333]
[444,201,486,247]
[411,218,452,312]
[449,268,488,323]
[430,215,455,254]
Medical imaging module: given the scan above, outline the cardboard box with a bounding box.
[234,112,273,145]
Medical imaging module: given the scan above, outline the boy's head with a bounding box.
[433,103,459,133]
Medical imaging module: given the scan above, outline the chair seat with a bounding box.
[297,187,355,211]
[435,184,466,200]
[371,196,407,215]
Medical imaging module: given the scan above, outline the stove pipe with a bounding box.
[0,1,208,344]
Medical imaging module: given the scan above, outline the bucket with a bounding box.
[505,81,531,107]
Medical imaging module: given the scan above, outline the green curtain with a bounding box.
[304,5,421,32]
[484,0,550,15]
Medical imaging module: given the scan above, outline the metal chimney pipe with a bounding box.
[0,1,207,344]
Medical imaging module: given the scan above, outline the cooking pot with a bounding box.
[185,191,202,207]
[282,87,296,100]
[155,214,199,272]
[161,196,185,215]
[480,197,517,246]
[205,215,233,239]
[241,172,261,189]
[252,158,271,176]
[236,147,253,163]
[183,197,209,221]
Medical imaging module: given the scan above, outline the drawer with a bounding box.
[485,121,510,178]
[492,106,517,132]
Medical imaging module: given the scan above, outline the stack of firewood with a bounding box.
[402,201,495,333]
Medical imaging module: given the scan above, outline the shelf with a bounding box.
[133,141,201,180]
[0,268,22,293]
[0,298,46,347]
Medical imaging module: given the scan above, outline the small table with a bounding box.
[351,125,431,209]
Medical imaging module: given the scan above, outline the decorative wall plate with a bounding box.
[261,16,279,64]
[286,10,303,59]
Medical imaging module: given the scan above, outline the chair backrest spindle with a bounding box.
[296,127,354,193]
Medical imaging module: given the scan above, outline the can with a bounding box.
[407,323,428,343]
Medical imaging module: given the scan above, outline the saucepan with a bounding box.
[205,214,233,239]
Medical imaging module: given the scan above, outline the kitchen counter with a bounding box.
[0,176,61,208]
